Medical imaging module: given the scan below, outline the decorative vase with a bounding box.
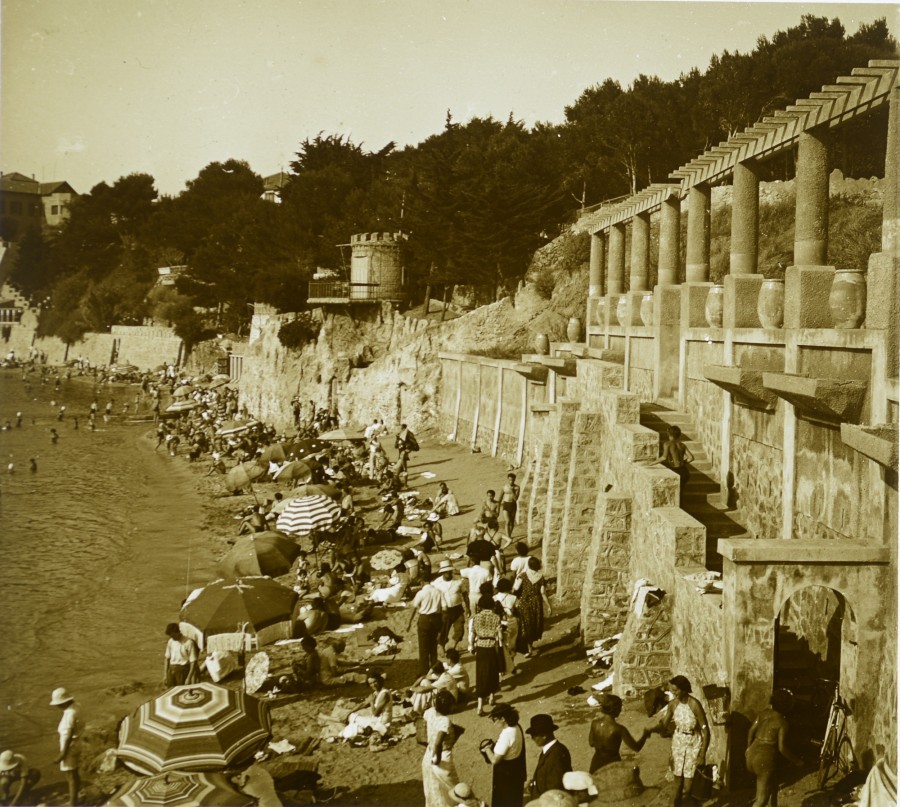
[829,269,866,329]
[640,293,654,327]
[616,295,629,326]
[534,333,550,355]
[757,278,785,329]
[705,285,724,328]
[566,316,582,343]
[593,297,607,327]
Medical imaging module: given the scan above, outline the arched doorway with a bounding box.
[773,585,857,751]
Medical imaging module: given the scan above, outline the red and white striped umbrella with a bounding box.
[108,771,251,806]
[275,494,341,537]
[116,683,271,775]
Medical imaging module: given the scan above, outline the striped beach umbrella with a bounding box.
[275,494,341,537]
[108,771,251,806]
[116,684,271,775]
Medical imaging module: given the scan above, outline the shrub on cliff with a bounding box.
[278,314,319,350]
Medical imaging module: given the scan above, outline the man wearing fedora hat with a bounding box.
[526,713,572,799]
[50,687,80,806]
[0,750,41,806]
[432,559,469,652]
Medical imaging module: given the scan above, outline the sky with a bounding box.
[1,0,896,197]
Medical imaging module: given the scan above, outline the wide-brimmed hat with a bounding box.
[427,512,441,522]
[0,751,22,772]
[438,559,455,574]
[525,713,558,736]
[451,783,478,804]
[563,771,598,796]
[49,687,74,706]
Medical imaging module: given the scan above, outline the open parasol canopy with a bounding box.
[217,532,301,578]
[283,438,328,459]
[172,385,195,399]
[272,459,317,485]
[275,495,341,536]
[108,771,252,806]
[224,461,265,493]
[370,548,404,571]
[181,577,298,643]
[216,420,260,437]
[166,400,199,414]
[116,683,271,776]
[258,443,287,465]
[318,428,366,442]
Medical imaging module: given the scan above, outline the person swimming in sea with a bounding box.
[29,458,37,473]
[50,429,59,444]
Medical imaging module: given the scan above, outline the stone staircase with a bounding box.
[640,399,748,572]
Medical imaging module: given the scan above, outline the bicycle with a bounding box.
[814,680,858,790]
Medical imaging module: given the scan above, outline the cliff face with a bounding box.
[234,269,587,434]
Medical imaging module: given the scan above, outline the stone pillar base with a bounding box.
[784,265,835,329]
[654,285,682,400]
[681,282,714,328]
[723,274,764,329]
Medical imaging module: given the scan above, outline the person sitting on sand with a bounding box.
[318,639,366,686]
[0,750,41,806]
[291,636,321,689]
[369,562,410,605]
[432,482,460,517]
[343,672,394,738]
[238,505,268,535]
[410,661,459,714]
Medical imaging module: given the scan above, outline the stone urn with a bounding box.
[640,293,654,327]
[593,297,607,327]
[534,333,550,355]
[829,269,867,329]
[705,285,724,328]
[615,295,629,326]
[566,316,583,343]
[757,278,785,329]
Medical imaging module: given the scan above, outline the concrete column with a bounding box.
[795,128,830,265]
[607,224,626,295]
[685,183,711,281]
[542,401,579,574]
[629,212,651,291]
[658,195,681,286]
[884,86,899,256]
[730,159,760,274]
[589,232,606,296]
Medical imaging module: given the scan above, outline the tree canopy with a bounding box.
[10,14,895,344]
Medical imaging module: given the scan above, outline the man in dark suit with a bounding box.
[526,713,572,798]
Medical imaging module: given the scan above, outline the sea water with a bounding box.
[0,370,218,777]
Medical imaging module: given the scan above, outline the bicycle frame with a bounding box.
[816,682,858,790]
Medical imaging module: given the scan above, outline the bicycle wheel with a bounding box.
[835,734,858,779]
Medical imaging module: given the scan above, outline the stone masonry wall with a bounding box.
[526,440,551,551]
[614,595,674,698]
[542,402,579,574]
[684,340,726,480]
[556,411,605,606]
[580,493,633,644]
[730,403,784,540]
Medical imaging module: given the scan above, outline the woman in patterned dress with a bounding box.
[647,675,709,806]
[469,595,503,716]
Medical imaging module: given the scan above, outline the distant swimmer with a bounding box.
[50,429,59,444]
[73,416,79,431]
[7,461,13,474]
[15,412,22,428]
[2,421,10,431]
[30,458,37,473]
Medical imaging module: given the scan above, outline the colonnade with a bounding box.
[587,126,840,299]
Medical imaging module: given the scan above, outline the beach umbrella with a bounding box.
[258,443,287,464]
[269,484,340,514]
[318,428,366,442]
[181,577,298,643]
[172,385,195,399]
[108,771,252,806]
[166,401,199,414]
[116,683,271,775]
[284,438,327,459]
[217,532,301,578]
[216,420,259,437]
[272,459,316,485]
[275,495,341,537]
[224,461,265,493]
[370,548,404,571]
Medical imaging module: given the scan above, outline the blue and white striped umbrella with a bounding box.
[275,494,341,537]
